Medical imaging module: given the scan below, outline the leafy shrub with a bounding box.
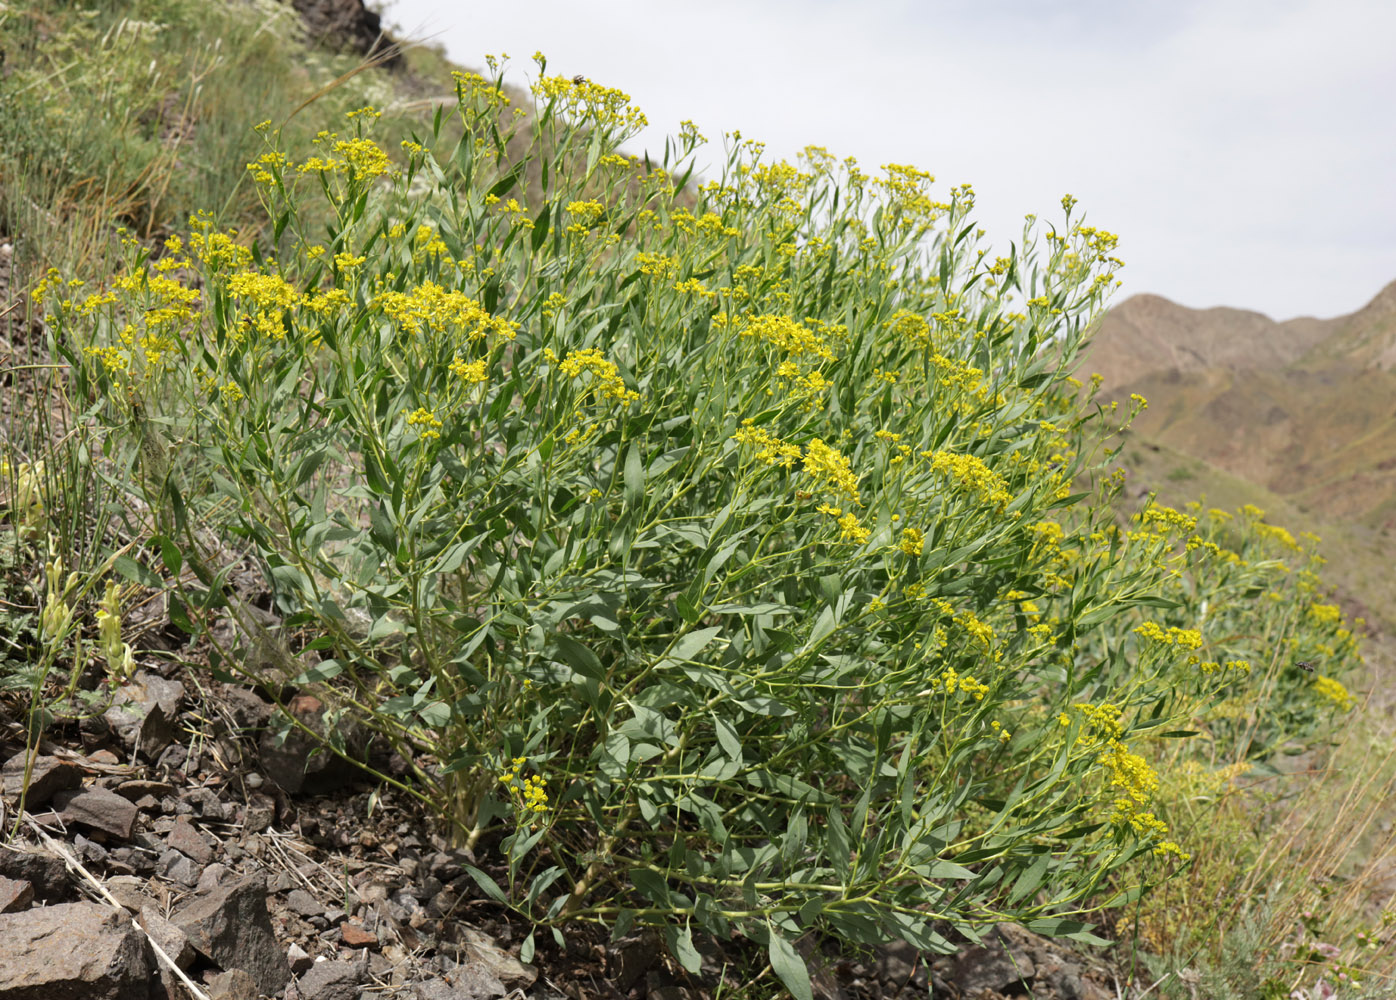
[35,55,1359,993]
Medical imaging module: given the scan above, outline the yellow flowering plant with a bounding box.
[43,63,1360,992]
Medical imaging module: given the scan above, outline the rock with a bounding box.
[158,848,200,886]
[339,920,379,948]
[297,959,363,1000]
[607,930,661,991]
[244,793,276,832]
[206,968,259,1000]
[197,863,228,892]
[288,941,315,974]
[288,0,402,67]
[221,686,274,730]
[0,875,34,912]
[53,786,139,839]
[103,671,185,753]
[74,833,109,865]
[104,875,155,912]
[140,904,196,969]
[113,779,175,801]
[185,786,227,820]
[258,696,372,795]
[1,751,83,805]
[287,888,327,916]
[0,845,72,901]
[951,924,1037,996]
[168,815,215,865]
[457,924,537,990]
[173,873,291,995]
[0,900,149,999]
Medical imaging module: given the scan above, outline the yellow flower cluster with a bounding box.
[927,667,990,700]
[1313,675,1355,711]
[815,505,870,544]
[899,527,924,557]
[718,313,836,362]
[448,357,489,384]
[926,450,1012,511]
[1197,659,1251,675]
[374,282,518,340]
[732,423,802,468]
[544,348,639,407]
[1137,505,1197,535]
[1308,603,1341,626]
[802,438,861,504]
[1071,702,1123,739]
[636,252,677,278]
[499,757,549,813]
[531,74,648,135]
[404,407,444,440]
[1134,622,1204,650]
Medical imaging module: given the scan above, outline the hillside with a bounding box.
[0,3,1392,1000]
[1086,281,1396,529]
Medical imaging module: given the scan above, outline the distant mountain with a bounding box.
[1084,280,1396,530]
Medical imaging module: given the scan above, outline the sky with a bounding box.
[382,0,1396,321]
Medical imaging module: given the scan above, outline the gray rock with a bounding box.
[1,751,83,805]
[173,873,291,995]
[206,968,259,1000]
[103,670,185,751]
[286,888,327,916]
[139,904,195,969]
[244,793,276,832]
[0,875,34,912]
[168,815,215,865]
[0,845,72,901]
[297,959,363,1000]
[158,848,199,886]
[0,900,149,999]
[258,695,372,794]
[457,924,537,990]
[287,941,315,973]
[951,925,1037,996]
[53,786,139,839]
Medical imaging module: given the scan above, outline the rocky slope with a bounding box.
[1085,280,1396,530]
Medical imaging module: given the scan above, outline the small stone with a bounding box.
[339,920,379,948]
[140,903,196,969]
[297,959,363,1000]
[245,772,264,789]
[158,849,200,886]
[197,862,228,892]
[288,941,315,973]
[54,785,140,839]
[74,833,110,865]
[114,778,175,801]
[244,792,275,832]
[206,968,259,1000]
[0,875,34,912]
[89,749,122,765]
[135,794,160,811]
[168,815,215,865]
[0,846,72,901]
[104,875,154,912]
[287,888,327,917]
[1,751,83,805]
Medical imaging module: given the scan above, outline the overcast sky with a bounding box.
[382,0,1396,321]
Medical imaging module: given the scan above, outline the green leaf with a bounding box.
[671,923,702,975]
[462,865,509,904]
[712,713,742,763]
[623,442,645,508]
[519,929,536,964]
[554,634,605,680]
[655,626,722,671]
[530,201,552,252]
[1007,852,1049,905]
[630,868,672,907]
[112,555,161,589]
[766,923,813,1000]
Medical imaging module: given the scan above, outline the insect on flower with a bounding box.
[1296,660,1316,673]
[572,75,586,85]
